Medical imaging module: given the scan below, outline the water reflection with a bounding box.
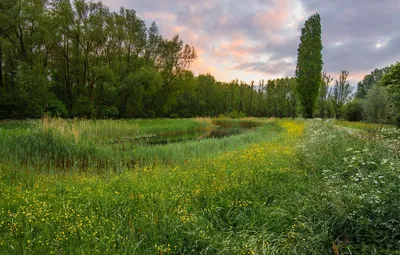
[143,123,262,145]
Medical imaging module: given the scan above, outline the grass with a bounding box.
[334,119,395,132]
[0,117,212,172]
[0,118,399,254]
[120,120,280,166]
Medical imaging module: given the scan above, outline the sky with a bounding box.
[101,0,400,85]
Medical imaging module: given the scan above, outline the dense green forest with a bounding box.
[0,0,399,125]
[0,0,299,119]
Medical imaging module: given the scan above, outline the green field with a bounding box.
[0,118,399,254]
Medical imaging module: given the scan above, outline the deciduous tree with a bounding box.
[330,70,352,119]
[380,62,400,126]
[318,72,332,119]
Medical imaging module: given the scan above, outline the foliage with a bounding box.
[0,118,302,254]
[362,85,390,124]
[0,117,211,171]
[379,127,400,155]
[119,67,163,117]
[219,110,247,119]
[72,96,95,118]
[296,13,323,118]
[330,70,353,119]
[47,97,68,117]
[317,72,333,119]
[1,118,399,253]
[0,0,198,119]
[356,66,393,98]
[380,62,400,127]
[3,63,51,118]
[0,0,302,120]
[297,121,400,253]
[343,99,363,122]
[334,119,394,132]
[100,106,119,119]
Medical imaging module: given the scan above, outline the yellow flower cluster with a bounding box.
[0,120,306,253]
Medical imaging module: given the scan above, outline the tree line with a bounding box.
[0,1,399,125]
[0,0,198,118]
[348,63,400,126]
[0,0,299,119]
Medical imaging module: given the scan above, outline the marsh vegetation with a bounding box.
[1,118,399,254]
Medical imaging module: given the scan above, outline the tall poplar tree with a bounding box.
[295,13,323,118]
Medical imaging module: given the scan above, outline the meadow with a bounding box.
[0,118,399,254]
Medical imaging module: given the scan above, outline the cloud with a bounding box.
[300,0,400,80]
[191,56,216,75]
[99,0,400,84]
[323,35,400,73]
[142,11,176,22]
[230,59,295,78]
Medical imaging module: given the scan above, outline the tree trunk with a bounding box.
[83,50,88,90]
[127,44,131,74]
[89,78,94,100]
[75,36,80,94]
[66,39,72,109]
[0,39,3,88]
[133,51,139,74]
[248,86,253,115]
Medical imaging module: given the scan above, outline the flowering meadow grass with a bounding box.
[334,119,394,132]
[0,118,399,254]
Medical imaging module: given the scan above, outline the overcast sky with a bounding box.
[101,0,400,85]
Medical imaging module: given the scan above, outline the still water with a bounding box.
[139,121,263,145]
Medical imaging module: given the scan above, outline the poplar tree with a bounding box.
[295,13,323,118]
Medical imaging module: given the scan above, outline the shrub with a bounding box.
[343,99,363,121]
[100,106,119,119]
[47,98,68,117]
[73,96,95,118]
[220,110,247,119]
[362,85,390,123]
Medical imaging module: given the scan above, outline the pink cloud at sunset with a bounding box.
[101,0,400,85]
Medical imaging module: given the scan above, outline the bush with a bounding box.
[73,96,95,118]
[219,110,247,119]
[13,64,51,118]
[47,98,68,117]
[100,106,119,119]
[343,99,363,121]
[380,62,400,127]
[362,85,390,123]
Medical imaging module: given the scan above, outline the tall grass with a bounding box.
[0,118,212,171]
[0,123,113,172]
[0,117,260,171]
[0,119,304,254]
[1,118,398,254]
[39,117,210,143]
[334,119,395,132]
[124,121,281,166]
[291,120,400,254]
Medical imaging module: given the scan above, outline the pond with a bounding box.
[137,120,263,145]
